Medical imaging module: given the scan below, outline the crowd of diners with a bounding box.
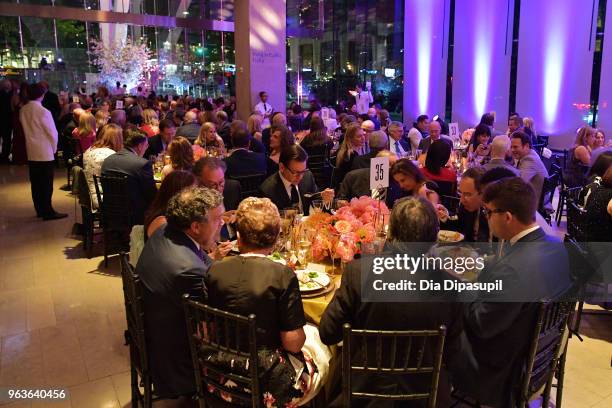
[4,79,612,407]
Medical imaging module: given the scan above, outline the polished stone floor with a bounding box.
[0,165,610,408]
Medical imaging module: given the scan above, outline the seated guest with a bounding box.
[507,114,523,135]
[339,151,404,207]
[144,119,176,159]
[247,113,263,142]
[422,139,457,183]
[136,187,224,399]
[360,119,375,152]
[262,112,287,150]
[351,130,389,170]
[161,136,194,179]
[510,130,548,199]
[582,166,612,242]
[140,108,159,137]
[436,167,489,242]
[266,124,295,176]
[300,115,333,154]
[407,114,429,152]
[144,170,196,238]
[83,124,123,209]
[260,144,334,215]
[175,110,200,143]
[390,158,434,202]
[194,122,226,157]
[109,109,126,128]
[387,121,411,157]
[94,110,109,138]
[101,129,156,225]
[335,123,365,186]
[320,196,463,406]
[194,157,241,212]
[215,110,231,145]
[482,135,519,175]
[224,128,267,178]
[288,103,305,132]
[206,197,329,406]
[72,111,96,154]
[467,124,491,167]
[566,126,596,186]
[231,119,265,153]
[418,120,452,154]
[451,177,570,407]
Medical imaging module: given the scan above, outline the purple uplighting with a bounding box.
[452,0,512,131]
[516,0,596,144]
[403,0,449,122]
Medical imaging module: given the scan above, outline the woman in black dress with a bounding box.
[205,197,328,406]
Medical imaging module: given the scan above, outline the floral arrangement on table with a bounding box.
[304,196,389,262]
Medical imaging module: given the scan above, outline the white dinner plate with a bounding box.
[295,270,331,292]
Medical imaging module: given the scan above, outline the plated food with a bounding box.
[438,230,464,243]
[295,270,331,292]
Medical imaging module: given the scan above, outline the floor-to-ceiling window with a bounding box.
[286,0,404,120]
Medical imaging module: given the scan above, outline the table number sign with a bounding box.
[72,96,79,103]
[116,100,124,109]
[370,156,389,190]
[449,122,460,141]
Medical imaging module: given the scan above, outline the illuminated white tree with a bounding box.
[89,37,153,90]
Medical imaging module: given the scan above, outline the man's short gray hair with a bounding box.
[388,196,439,243]
[387,121,404,133]
[369,130,389,149]
[166,187,223,230]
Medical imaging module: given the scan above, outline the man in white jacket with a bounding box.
[354,84,373,115]
[20,83,67,220]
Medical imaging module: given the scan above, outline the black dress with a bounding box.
[204,255,308,406]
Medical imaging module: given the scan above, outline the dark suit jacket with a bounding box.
[259,171,318,215]
[217,121,231,146]
[261,127,272,152]
[320,248,463,407]
[101,148,157,225]
[136,225,212,397]
[418,136,453,153]
[223,178,242,211]
[441,206,490,243]
[143,134,167,159]
[249,136,265,154]
[42,91,61,123]
[224,149,267,178]
[337,168,406,208]
[175,123,200,143]
[351,149,382,170]
[452,228,571,407]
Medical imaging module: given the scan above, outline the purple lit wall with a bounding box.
[516,0,597,147]
[596,2,612,134]
[403,0,450,124]
[451,0,512,131]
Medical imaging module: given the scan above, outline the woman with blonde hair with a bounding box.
[161,136,195,179]
[194,122,226,157]
[83,124,123,208]
[95,110,109,138]
[566,126,596,187]
[140,108,160,137]
[247,113,263,142]
[72,111,97,153]
[334,123,365,186]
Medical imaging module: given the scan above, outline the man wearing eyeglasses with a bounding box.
[259,144,334,215]
[450,177,570,407]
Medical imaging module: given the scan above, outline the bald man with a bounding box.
[483,135,519,174]
[175,110,200,143]
[418,121,453,153]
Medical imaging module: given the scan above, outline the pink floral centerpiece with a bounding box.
[304,196,389,262]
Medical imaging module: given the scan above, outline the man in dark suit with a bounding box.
[175,111,200,143]
[320,196,463,407]
[144,119,176,159]
[136,187,224,399]
[351,130,388,170]
[0,80,13,163]
[387,121,412,157]
[224,128,267,178]
[450,177,571,407]
[418,120,453,154]
[101,129,157,225]
[259,145,334,215]
[216,110,231,146]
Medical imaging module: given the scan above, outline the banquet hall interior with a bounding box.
[0,0,611,407]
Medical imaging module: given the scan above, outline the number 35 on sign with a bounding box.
[370,156,389,190]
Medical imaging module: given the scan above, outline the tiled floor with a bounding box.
[0,164,610,408]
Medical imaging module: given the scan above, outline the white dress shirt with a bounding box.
[20,100,58,161]
[390,138,408,157]
[254,101,273,128]
[509,225,540,245]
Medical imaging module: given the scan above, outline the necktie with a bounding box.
[290,184,299,204]
[196,248,207,262]
[395,140,400,154]
[264,103,268,112]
